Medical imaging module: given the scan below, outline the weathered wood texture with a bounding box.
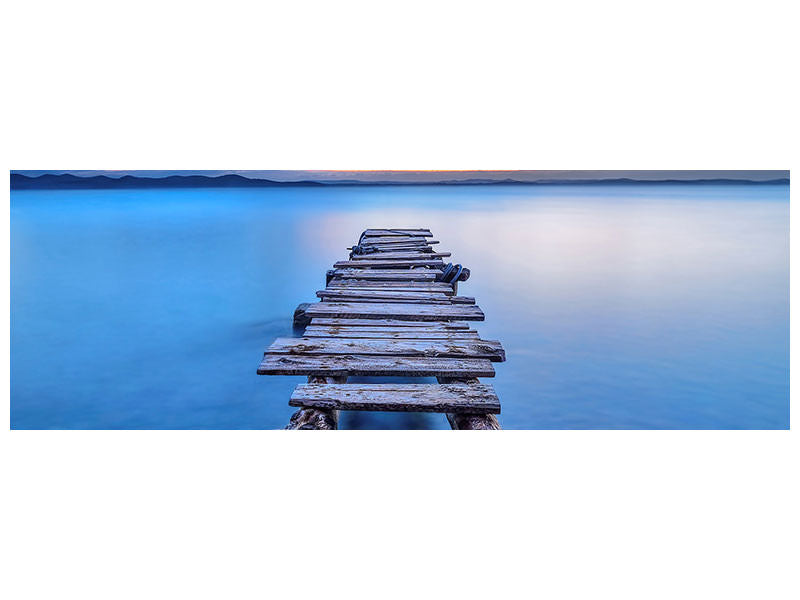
[442,296,475,304]
[317,290,475,305]
[285,376,346,430]
[266,337,506,361]
[351,252,451,260]
[285,406,338,429]
[304,302,485,321]
[331,269,436,281]
[447,413,502,430]
[302,326,480,339]
[362,229,432,237]
[321,297,452,305]
[358,238,439,246]
[309,318,471,329]
[317,289,452,304]
[334,259,444,269]
[437,377,501,430]
[258,354,495,377]
[264,227,505,429]
[291,383,500,414]
[359,245,438,252]
[327,280,455,294]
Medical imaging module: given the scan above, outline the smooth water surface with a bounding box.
[10,183,789,429]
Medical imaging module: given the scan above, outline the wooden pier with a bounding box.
[257,228,506,429]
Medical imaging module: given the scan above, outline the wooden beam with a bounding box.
[360,245,439,252]
[266,337,506,361]
[317,289,453,304]
[285,376,346,430]
[320,297,451,305]
[334,259,444,269]
[290,383,500,414]
[350,252,451,260]
[331,269,437,281]
[258,355,495,377]
[301,326,480,339]
[319,290,474,305]
[362,229,433,237]
[327,280,455,294]
[303,301,484,321]
[308,318,471,329]
[437,377,501,430]
[358,238,439,246]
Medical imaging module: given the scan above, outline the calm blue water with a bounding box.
[10,183,789,429]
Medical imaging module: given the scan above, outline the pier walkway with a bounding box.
[257,228,506,429]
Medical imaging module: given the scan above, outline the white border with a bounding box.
[2,1,796,599]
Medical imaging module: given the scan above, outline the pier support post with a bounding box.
[285,376,347,429]
[446,412,501,430]
[293,303,312,328]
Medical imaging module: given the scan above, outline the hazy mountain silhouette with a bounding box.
[9,173,328,190]
[10,172,790,190]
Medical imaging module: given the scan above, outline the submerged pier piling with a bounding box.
[258,227,505,429]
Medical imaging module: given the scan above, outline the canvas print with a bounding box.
[9,170,789,429]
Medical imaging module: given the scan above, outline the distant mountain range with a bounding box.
[9,173,324,189]
[10,172,790,190]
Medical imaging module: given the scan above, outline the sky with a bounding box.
[12,170,789,183]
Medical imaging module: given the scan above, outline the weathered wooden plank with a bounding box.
[258,354,495,377]
[356,239,435,245]
[334,259,444,269]
[303,302,485,321]
[355,245,432,253]
[326,288,455,298]
[321,297,474,306]
[438,376,502,429]
[304,324,477,333]
[318,289,474,305]
[358,237,435,245]
[322,297,450,305]
[309,318,471,329]
[363,228,432,233]
[324,289,433,300]
[267,337,505,361]
[362,244,439,252]
[290,383,500,414]
[351,252,451,260]
[327,280,455,294]
[302,326,480,339]
[362,229,433,237]
[286,376,346,430]
[363,235,437,241]
[359,247,437,254]
[321,296,450,305]
[360,235,439,245]
[318,289,451,303]
[331,269,437,281]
